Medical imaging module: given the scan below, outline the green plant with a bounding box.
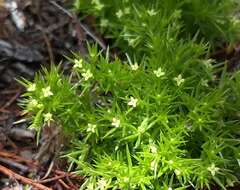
[20,0,240,189]
[74,0,240,53]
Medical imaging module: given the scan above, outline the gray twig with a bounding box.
[50,0,106,50]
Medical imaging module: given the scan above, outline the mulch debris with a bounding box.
[0,0,93,189]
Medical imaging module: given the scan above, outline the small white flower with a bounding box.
[42,86,53,97]
[95,3,104,10]
[37,103,43,109]
[198,118,203,123]
[147,9,157,16]
[175,169,181,176]
[128,38,137,47]
[201,79,208,87]
[232,17,240,26]
[82,69,93,81]
[116,9,123,18]
[73,59,83,69]
[44,112,53,125]
[100,19,109,27]
[174,74,185,86]
[153,67,165,77]
[28,99,43,110]
[86,183,94,190]
[203,59,213,70]
[89,52,96,57]
[169,160,174,165]
[172,10,181,19]
[115,145,119,151]
[149,138,154,143]
[130,63,139,71]
[124,7,130,14]
[123,177,129,182]
[127,96,138,108]
[27,83,36,92]
[87,124,97,133]
[138,125,145,134]
[185,123,192,130]
[131,184,137,189]
[149,144,157,153]
[168,187,173,190]
[28,99,38,109]
[150,160,157,170]
[112,117,120,128]
[92,0,104,10]
[97,178,107,190]
[207,163,219,176]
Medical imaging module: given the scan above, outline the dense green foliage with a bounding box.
[74,0,240,53]
[20,0,240,189]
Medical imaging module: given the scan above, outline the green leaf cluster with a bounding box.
[20,0,240,189]
[74,0,240,52]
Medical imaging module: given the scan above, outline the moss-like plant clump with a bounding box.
[20,0,240,189]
